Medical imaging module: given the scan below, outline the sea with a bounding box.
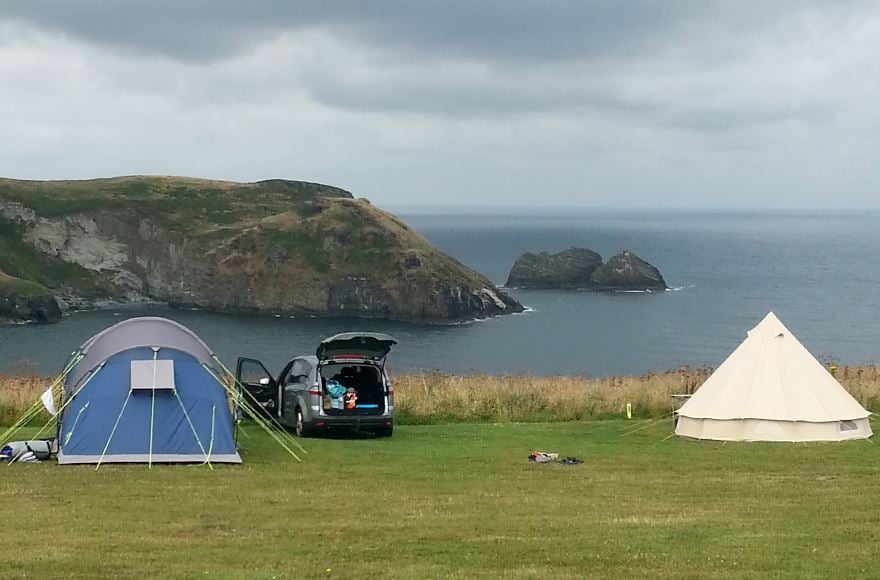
[2,209,879,377]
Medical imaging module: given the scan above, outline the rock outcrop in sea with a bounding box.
[506,247,667,291]
[0,176,523,324]
[590,250,667,291]
[505,248,603,289]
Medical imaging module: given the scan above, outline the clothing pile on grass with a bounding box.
[528,451,583,465]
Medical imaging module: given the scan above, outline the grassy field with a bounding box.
[2,420,879,579]
[3,369,880,577]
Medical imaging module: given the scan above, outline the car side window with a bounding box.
[290,360,312,383]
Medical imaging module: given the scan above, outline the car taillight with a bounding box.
[387,383,394,395]
[308,383,321,396]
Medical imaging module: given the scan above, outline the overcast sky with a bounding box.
[1,1,878,209]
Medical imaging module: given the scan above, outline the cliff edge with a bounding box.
[0,176,523,324]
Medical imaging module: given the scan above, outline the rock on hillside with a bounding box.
[0,176,523,324]
[590,251,667,291]
[505,248,603,289]
[506,247,667,291]
[0,270,61,324]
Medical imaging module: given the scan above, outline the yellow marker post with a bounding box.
[626,403,632,419]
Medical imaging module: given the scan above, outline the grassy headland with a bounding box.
[0,176,522,322]
[0,270,51,297]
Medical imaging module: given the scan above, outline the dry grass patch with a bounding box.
[393,368,711,423]
[0,371,50,426]
[393,364,880,423]
[3,365,880,427]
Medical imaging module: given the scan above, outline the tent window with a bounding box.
[130,360,176,390]
[840,420,858,432]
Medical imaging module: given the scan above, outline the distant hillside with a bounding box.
[0,176,522,323]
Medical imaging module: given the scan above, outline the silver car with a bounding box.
[235,332,396,437]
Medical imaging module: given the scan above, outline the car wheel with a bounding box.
[374,425,393,438]
[295,408,310,438]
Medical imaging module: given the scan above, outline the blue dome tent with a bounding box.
[55,317,242,465]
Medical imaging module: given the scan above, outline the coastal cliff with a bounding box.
[0,176,523,324]
[0,270,61,324]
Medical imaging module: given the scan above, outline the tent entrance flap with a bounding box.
[130,360,176,390]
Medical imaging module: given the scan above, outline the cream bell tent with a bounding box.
[676,312,872,442]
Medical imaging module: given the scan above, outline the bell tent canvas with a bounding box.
[55,317,242,465]
[676,312,873,442]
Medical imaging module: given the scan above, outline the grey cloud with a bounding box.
[4,1,864,65]
[661,105,835,133]
[1,1,718,63]
[1,1,879,209]
[2,0,863,127]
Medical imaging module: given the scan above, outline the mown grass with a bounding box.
[1,420,880,578]
[5,365,880,427]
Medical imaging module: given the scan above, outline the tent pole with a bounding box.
[149,350,158,470]
[206,405,216,467]
[27,361,105,446]
[173,390,213,470]
[0,351,84,446]
[202,362,304,461]
[53,352,85,443]
[206,370,303,461]
[621,411,675,437]
[62,402,90,447]
[209,356,307,454]
[206,367,302,460]
[96,389,133,471]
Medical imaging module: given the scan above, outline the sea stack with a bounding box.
[589,250,667,291]
[506,247,667,292]
[505,248,603,289]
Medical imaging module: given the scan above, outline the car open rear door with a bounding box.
[317,333,398,420]
[235,357,278,418]
[316,332,397,366]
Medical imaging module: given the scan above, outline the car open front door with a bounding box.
[235,357,278,418]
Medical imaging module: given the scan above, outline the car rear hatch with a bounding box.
[316,332,397,363]
[317,333,397,416]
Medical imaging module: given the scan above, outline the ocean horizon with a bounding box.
[2,208,878,376]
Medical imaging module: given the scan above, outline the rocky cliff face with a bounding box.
[506,247,667,291]
[0,270,62,324]
[0,176,523,324]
